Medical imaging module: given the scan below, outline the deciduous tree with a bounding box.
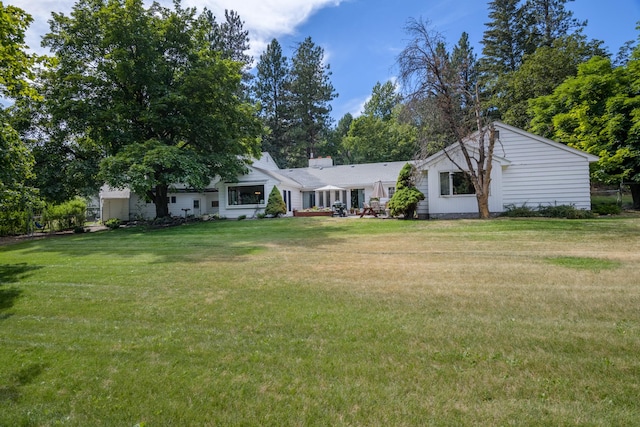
[40,0,261,218]
[529,52,640,208]
[398,18,497,218]
[342,81,416,163]
[0,3,41,234]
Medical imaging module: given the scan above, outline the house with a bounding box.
[413,122,599,218]
[99,122,598,220]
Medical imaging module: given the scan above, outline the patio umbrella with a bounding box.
[314,184,346,191]
[371,180,387,199]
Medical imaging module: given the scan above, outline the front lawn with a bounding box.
[1,217,639,425]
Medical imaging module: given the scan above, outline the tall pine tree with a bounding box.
[254,39,291,167]
[288,37,337,167]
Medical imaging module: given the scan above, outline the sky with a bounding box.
[13,0,640,122]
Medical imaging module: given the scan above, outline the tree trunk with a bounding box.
[154,184,170,218]
[476,193,491,219]
[630,183,640,210]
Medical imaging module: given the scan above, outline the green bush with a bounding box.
[592,203,622,215]
[43,198,87,231]
[538,204,594,219]
[387,163,425,219]
[501,204,539,217]
[105,218,121,229]
[265,186,287,217]
[237,215,247,221]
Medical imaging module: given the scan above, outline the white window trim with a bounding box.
[225,182,267,208]
[439,171,476,198]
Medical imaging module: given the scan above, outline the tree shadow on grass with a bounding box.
[0,263,42,320]
[7,220,351,264]
[0,363,47,403]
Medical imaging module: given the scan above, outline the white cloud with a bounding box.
[16,0,344,57]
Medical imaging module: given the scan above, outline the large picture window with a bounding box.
[440,171,475,196]
[227,185,265,206]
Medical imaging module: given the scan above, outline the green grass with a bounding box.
[1,217,640,425]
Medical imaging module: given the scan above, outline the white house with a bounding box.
[412,122,599,218]
[99,122,598,220]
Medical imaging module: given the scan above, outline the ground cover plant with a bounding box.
[1,217,639,425]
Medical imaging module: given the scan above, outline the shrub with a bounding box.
[105,218,121,229]
[538,204,594,219]
[387,163,425,219]
[501,204,539,217]
[43,198,87,231]
[265,186,287,217]
[237,215,247,221]
[592,203,622,215]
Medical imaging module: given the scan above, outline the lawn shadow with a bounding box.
[0,263,42,320]
[0,363,47,403]
[7,219,351,264]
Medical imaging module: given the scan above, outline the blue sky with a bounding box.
[15,0,640,121]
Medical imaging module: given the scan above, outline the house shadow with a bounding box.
[0,263,42,320]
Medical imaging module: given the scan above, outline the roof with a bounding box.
[277,160,408,190]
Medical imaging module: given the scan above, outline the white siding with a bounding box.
[424,151,503,216]
[498,126,592,210]
[218,167,278,219]
[416,171,429,218]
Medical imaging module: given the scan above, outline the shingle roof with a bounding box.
[278,160,408,190]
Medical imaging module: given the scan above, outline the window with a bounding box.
[388,187,395,198]
[170,196,177,204]
[302,191,316,209]
[193,200,200,209]
[440,171,475,196]
[227,185,265,206]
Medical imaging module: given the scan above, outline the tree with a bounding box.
[479,0,590,123]
[523,0,586,48]
[387,163,424,219]
[41,0,262,218]
[529,53,640,208]
[343,108,417,164]
[363,81,403,120]
[342,81,417,163]
[265,185,286,217]
[503,34,606,128]
[398,18,497,218]
[203,8,253,93]
[0,3,41,235]
[254,38,291,167]
[0,3,40,99]
[480,0,529,76]
[318,112,352,164]
[288,36,337,167]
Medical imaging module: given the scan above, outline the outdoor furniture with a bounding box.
[332,201,346,217]
[359,203,378,218]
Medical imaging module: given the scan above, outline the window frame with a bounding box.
[439,171,476,197]
[226,184,266,207]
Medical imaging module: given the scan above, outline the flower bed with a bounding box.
[293,209,333,217]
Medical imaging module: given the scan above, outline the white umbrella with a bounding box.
[315,184,346,191]
[371,181,387,199]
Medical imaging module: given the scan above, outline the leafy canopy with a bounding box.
[41,0,262,217]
